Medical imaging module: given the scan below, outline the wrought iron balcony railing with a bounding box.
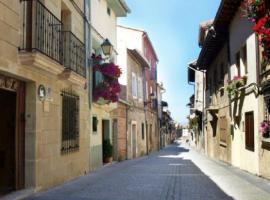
[62,31,86,77]
[20,0,62,63]
[20,0,86,77]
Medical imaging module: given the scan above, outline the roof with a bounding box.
[106,0,131,17]
[198,20,213,47]
[118,25,159,61]
[196,0,242,69]
[127,49,151,69]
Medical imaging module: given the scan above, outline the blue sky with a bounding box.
[119,0,221,125]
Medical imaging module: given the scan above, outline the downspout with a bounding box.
[125,105,128,160]
[84,0,91,171]
[143,66,149,155]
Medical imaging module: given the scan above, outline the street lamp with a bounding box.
[101,38,113,56]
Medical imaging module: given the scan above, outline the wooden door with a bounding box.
[0,76,25,193]
[132,124,137,158]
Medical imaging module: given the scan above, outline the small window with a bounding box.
[107,6,111,16]
[245,111,254,152]
[220,63,224,81]
[61,90,79,154]
[236,51,241,76]
[132,73,137,98]
[93,116,98,133]
[213,70,217,89]
[145,81,149,101]
[138,77,143,100]
[142,123,145,140]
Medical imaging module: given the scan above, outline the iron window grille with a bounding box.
[61,90,80,154]
[264,95,270,122]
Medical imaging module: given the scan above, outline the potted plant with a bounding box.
[92,54,122,104]
[226,75,247,97]
[259,120,270,138]
[103,139,113,163]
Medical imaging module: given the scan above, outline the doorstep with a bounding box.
[0,188,35,200]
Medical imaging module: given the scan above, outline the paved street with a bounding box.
[24,141,244,200]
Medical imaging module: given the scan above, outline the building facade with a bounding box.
[116,25,160,157]
[194,0,270,180]
[0,0,90,194]
[89,0,129,170]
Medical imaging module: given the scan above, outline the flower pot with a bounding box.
[96,97,109,105]
[103,156,112,163]
[263,132,270,138]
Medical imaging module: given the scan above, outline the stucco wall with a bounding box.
[229,10,259,175]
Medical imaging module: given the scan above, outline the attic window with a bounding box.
[107,6,111,16]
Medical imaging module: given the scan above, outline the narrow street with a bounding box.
[24,141,269,200]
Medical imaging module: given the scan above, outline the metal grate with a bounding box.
[264,95,270,122]
[62,31,86,77]
[20,0,62,63]
[61,90,80,154]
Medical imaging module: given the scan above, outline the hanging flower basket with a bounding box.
[92,54,122,104]
[242,0,270,67]
[226,75,247,97]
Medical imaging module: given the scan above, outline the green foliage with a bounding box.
[188,116,199,130]
[226,76,247,97]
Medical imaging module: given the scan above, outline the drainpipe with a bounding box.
[84,0,91,171]
[126,105,128,160]
[143,66,149,155]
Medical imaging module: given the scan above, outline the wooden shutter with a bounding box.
[219,116,227,144]
[245,112,254,151]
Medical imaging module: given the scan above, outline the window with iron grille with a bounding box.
[61,90,79,154]
[264,95,270,127]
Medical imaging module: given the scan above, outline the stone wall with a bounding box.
[0,0,90,191]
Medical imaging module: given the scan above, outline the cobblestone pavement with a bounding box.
[25,142,234,200]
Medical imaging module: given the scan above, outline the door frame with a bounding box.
[0,75,25,190]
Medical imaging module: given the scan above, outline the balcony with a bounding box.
[19,0,86,79]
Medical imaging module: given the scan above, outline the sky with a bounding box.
[118,0,221,125]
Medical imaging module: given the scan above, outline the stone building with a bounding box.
[0,0,90,195]
[116,25,160,157]
[195,0,270,179]
[187,60,204,152]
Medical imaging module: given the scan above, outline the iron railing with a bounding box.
[62,31,86,77]
[20,0,86,77]
[20,0,62,63]
[61,90,80,154]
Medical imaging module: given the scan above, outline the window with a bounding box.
[61,90,79,153]
[214,70,217,90]
[245,111,254,151]
[138,77,143,100]
[220,63,224,82]
[236,51,241,76]
[145,81,149,100]
[219,116,227,144]
[93,116,98,133]
[142,123,145,140]
[242,44,248,74]
[107,6,111,16]
[132,72,137,98]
